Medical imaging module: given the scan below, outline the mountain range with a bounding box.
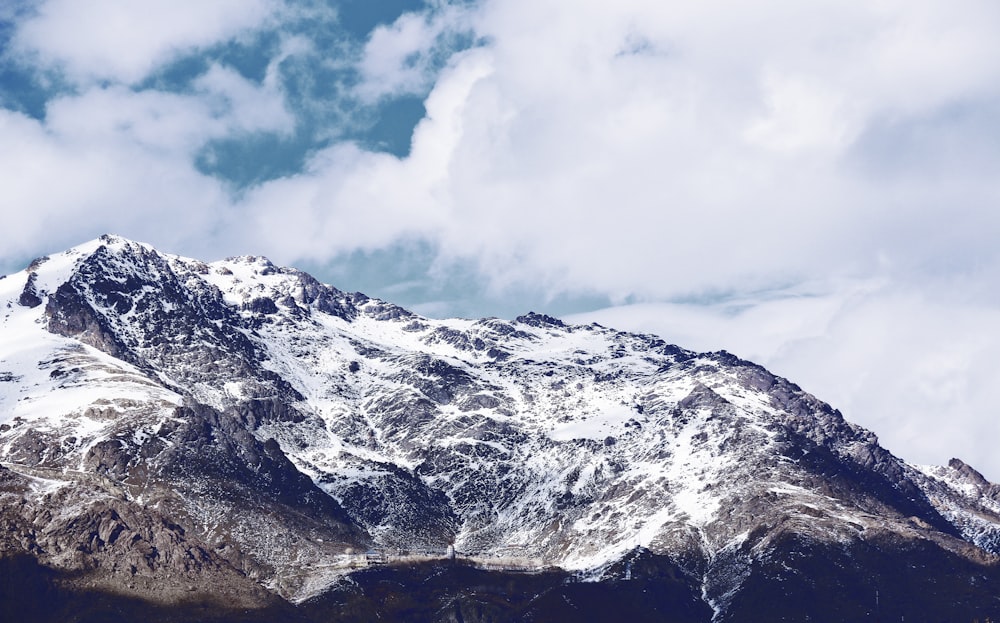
[2,235,1000,622]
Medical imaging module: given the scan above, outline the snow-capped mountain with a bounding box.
[2,235,1000,622]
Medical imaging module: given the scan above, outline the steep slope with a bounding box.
[2,235,1000,621]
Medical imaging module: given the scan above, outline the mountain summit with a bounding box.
[2,235,1000,622]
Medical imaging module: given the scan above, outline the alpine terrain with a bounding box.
[2,235,1000,622]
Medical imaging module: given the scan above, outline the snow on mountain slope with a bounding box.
[0,245,184,468]
[2,234,1000,616]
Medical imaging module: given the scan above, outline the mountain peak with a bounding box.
[97,231,141,246]
[3,238,1000,620]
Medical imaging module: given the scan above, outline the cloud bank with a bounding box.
[2,0,1000,476]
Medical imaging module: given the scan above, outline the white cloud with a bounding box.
[37,70,293,157]
[0,0,299,261]
[0,66,295,262]
[236,48,495,258]
[12,0,279,84]
[0,105,229,262]
[354,5,474,102]
[429,0,1000,299]
[744,71,855,152]
[192,64,295,137]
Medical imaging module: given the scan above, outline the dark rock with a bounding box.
[18,273,42,308]
[243,297,279,315]
[515,311,566,328]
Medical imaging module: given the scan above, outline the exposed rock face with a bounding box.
[2,235,1000,621]
[0,464,281,612]
[18,272,43,308]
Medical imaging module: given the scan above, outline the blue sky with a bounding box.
[3,0,1000,478]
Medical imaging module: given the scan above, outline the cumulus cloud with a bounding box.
[39,72,292,152]
[11,0,279,84]
[354,4,474,102]
[192,64,296,137]
[0,0,300,262]
[238,0,1000,302]
[0,70,293,261]
[0,103,230,261]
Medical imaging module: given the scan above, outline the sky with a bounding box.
[2,0,1000,478]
